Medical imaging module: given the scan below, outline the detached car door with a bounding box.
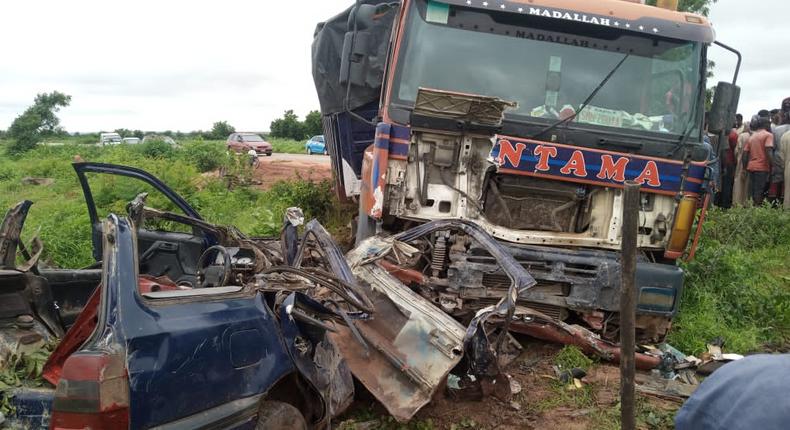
[51,215,299,429]
[74,162,208,287]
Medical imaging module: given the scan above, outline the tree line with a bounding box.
[1,92,325,155]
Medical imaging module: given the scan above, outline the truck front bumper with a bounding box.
[448,241,683,340]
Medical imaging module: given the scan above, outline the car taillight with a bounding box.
[51,352,129,430]
[664,195,697,259]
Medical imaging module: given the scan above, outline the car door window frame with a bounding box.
[73,162,207,262]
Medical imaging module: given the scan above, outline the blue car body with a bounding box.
[5,163,343,429]
[304,136,326,154]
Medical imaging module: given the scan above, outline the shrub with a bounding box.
[136,139,175,159]
[0,159,17,182]
[269,179,333,220]
[180,141,229,172]
[269,138,304,154]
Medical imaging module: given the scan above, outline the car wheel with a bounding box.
[266,152,273,157]
[306,148,312,155]
[323,149,328,155]
[255,401,306,430]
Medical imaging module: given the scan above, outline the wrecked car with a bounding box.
[1,162,547,427]
[1,163,371,429]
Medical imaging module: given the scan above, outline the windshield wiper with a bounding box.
[530,53,630,140]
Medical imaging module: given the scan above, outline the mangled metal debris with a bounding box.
[2,161,704,428]
[338,219,537,420]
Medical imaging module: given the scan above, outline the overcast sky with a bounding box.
[0,0,787,133]
[707,0,789,119]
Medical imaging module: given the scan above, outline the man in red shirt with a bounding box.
[742,115,775,206]
[719,119,740,208]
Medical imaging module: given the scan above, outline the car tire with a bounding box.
[323,149,328,155]
[255,401,307,430]
[306,148,312,155]
[266,153,273,157]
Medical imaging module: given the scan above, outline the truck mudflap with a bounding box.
[342,219,537,421]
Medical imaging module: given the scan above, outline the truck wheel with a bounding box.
[255,401,306,430]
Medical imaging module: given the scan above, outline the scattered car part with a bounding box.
[341,219,538,421]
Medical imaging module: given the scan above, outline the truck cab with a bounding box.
[313,0,740,341]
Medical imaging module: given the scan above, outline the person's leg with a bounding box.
[768,181,780,207]
[786,168,790,209]
[751,172,768,206]
[721,166,735,208]
[749,172,760,205]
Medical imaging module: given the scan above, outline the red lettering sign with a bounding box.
[533,145,558,171]
[596,155,629,182]
[497,139,527,167]
[634,160,661,187]
[559,150,588,177]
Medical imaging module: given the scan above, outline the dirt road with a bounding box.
[339,341,678,429]
[253,152,332,189]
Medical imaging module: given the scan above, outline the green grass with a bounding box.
[269,137,305,154]
[13,135,307,154]
[554,345,594,372]
[668,206,790,354]
[0,142,337,268]
[337,407,435,430]
[529,348,677,430]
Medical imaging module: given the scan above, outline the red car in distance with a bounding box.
[226,133,273,156]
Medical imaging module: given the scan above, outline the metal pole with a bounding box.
[620,181,640,430]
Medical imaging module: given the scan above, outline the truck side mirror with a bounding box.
[339,3,396,88]
[340,30,373,87]
[348,4,378,31]
[708,81,740,133]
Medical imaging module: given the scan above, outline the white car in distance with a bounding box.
[99,132,123,146]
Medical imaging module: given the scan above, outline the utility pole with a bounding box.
[620,181,640,430]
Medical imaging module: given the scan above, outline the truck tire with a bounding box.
[255,401,307,430]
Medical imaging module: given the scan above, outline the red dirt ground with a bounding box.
[337,340,679,430]
[253,155,332,190]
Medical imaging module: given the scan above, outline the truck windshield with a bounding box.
[391,0,704,137]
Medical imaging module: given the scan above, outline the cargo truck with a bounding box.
[312,0,741,341]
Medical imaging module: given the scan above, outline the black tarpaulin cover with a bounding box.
[311,1,399,115]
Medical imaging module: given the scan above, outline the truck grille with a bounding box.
[481,273,570,296]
